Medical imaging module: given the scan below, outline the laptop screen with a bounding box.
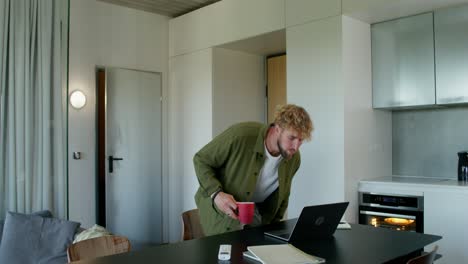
[265,202,349,243]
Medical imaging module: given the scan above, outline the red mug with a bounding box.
[236,202,255,224]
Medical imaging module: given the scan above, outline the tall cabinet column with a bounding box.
[286,15,392,222]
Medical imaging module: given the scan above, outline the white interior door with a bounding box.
[105,68,162,249]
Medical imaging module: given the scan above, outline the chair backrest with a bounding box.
[406,245,438,264]
[67,235,131,262]
[181,208,205,240]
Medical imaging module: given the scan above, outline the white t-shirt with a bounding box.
[251,143,282,203]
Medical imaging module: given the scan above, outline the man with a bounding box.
[193,104,313,235]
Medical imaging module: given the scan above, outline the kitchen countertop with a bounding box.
[359,176,468,195]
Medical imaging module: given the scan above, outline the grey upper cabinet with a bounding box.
[435,5,468,105]
[372,13,435,109]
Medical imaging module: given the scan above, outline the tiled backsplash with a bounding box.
[392,107,468,179]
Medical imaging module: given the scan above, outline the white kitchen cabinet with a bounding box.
[360,177,468,263]
[424,190,468,264]
[434,5,468,105]
[285,0,341,27]
[286,16,345,217]
[372,12,435,108]
[169,0,285,57]
[287,15,392,223]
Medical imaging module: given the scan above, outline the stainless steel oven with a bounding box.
[359,192,424,233]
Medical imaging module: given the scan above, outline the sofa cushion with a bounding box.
[0,210,52,245]
[0,211,80,264]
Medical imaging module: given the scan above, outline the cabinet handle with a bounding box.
[437,96,468,104]
[360,210,416,219]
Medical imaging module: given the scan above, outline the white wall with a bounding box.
[168,49,213,242]
[342,16,392,223]
[212,48,266,136]
[67,0,458,243]
[68,0,169,229]
[286,16,345,217]
[169,0,285,57]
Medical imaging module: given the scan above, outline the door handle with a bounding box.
[108,155,123,173]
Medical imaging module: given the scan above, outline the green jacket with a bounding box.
[193,122,301,236]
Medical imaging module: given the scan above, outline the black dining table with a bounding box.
[74,220,442,264]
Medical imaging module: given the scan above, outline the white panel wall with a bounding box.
[285,0,341,27]
[286,16,345,218]
[168,49,213,242]
[342,16,392,223]
[212,48,266,136]
[286,15,392,221]
[165,0,399,231]
[169,0,285,57]
[69,0,169,228]
[343,0,468,23]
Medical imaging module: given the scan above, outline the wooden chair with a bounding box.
[67,235,131,262]
[181,208,205,240]
[406,245,438,264]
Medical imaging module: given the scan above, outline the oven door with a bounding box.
[359,205,423,233]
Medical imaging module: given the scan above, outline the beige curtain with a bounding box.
[0,0,68,219]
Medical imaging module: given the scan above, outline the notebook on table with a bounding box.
[244,244,326,264]
[264,202,349,243]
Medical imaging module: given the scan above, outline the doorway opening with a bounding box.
[96,67,163,249]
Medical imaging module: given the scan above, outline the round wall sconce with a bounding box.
[69,90,87,109]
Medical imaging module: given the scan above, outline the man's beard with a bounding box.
[277,140,291,159]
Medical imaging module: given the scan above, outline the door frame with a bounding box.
[266,53,287,124]
[96,68,106,226]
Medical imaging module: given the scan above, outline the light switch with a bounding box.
[73,152,81,160]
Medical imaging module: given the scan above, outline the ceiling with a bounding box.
[98,0,222,17]
[98,0,468,22]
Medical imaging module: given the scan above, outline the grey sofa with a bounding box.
[0,211,80,264]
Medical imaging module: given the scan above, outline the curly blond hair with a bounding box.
[273,104,313,140]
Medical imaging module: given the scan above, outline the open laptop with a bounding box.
[264,202,349,243]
